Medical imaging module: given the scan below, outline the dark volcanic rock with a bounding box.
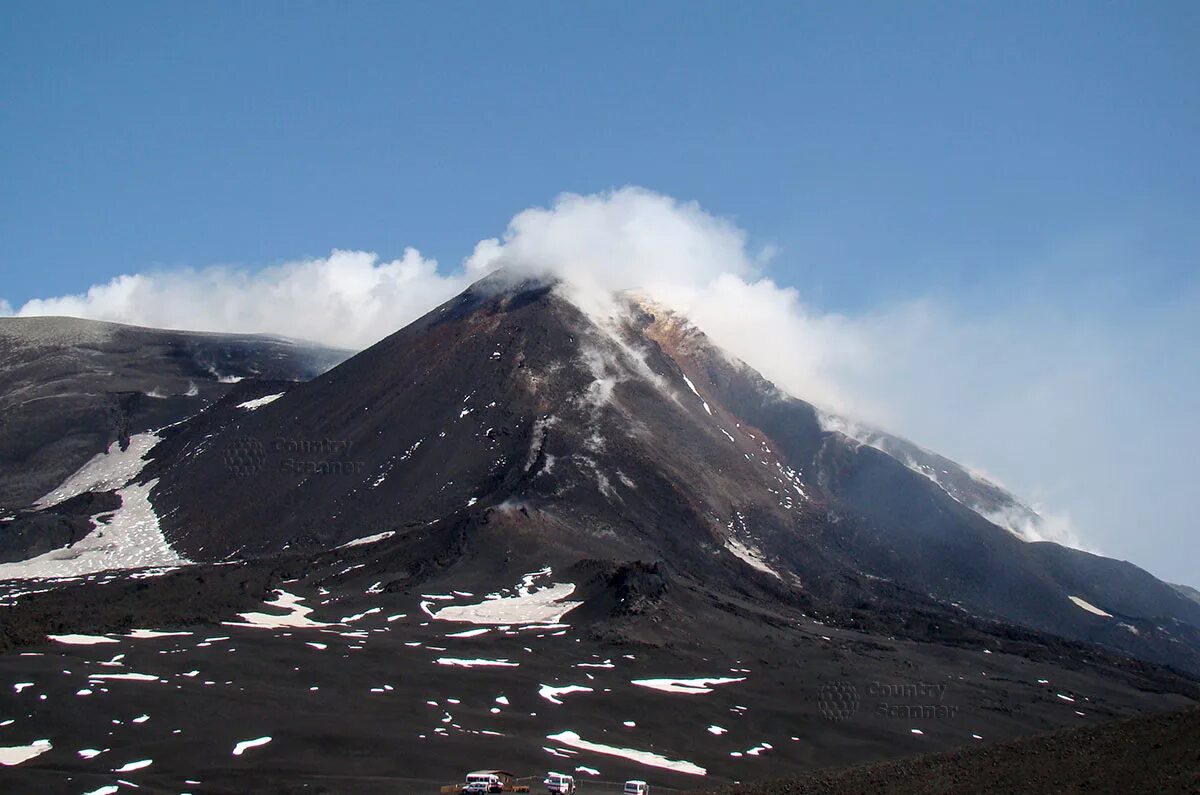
[0,316,347,508]
[633,299,1200,675]
[116,276,1200,674]
[0,491,121,562]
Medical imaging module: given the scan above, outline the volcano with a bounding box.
[0,273,1197,793]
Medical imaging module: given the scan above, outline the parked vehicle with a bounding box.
[464,774,500,794]
[544,772,576,794]
[463,771,511,793]
[623,781,649,795]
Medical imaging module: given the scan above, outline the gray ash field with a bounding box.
[1,274,1198,793]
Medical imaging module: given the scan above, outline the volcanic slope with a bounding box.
[629,299,1200,675]
[0,315,348,510]
[143,274,1200,674]
[1,274,1199,792]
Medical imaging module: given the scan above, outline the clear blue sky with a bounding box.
[3,2,1196,310]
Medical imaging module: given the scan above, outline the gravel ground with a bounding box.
[701,705,1200,794]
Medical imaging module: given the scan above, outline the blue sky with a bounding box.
[4,2,1195,309]
[2,3,1198,584]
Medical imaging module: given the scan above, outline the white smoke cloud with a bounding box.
[465,187,754,286]
[9,248,469,349]
[465,187,760,324]
[5,186,1198,583]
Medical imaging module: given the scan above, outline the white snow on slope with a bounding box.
[1069,596,1112,618]
[434,658,519,668]
[337,530,396,549]
[340,607,382,623]
[1,431,189,580]
[225,591,331,630]
[0,479,188,581]
[724,537,780,580]
[113,759,153,772]
[232,736,272,755]
[680,373,713,415]
[236,393,285,410]
[538,684,594,704]
[445,628,490,638]
[631,677,746,695]
[126,629,191,639]
[0,739,52,766]
[87,673,160,683]
[34,433,160,509]
[546,731,706,776]
[47,634,118,646]
[429,570,581,625]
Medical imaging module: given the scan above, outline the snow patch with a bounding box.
[538,684,594,704]
[680,375,714,414]
[339,607,382,623]
[113,759,153,772]
[445,628,490,638]
[337,530,395,549]
[434,658,519,668]
[428,571,580,625]
[724,537,780,580]
[631,677,746,695]
[1068,596,1112,618]
[0,479,188,580]
[87,673,159,683]
[0,739,51,766]
[34,433,159,509]
[126,629,191,639]
[48,634,117,646]
[236,393,284,410]
[226,591,331,630]
[546,731,705,776]
[232,736,272,755]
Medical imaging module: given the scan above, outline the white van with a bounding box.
[544,772,576,794]
[623,781,649,795]
[464,772,503,794]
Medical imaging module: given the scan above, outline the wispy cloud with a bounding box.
[7,249,469,349]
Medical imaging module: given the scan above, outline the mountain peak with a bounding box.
[8,275,1200,683]
[4,274,1200,788]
